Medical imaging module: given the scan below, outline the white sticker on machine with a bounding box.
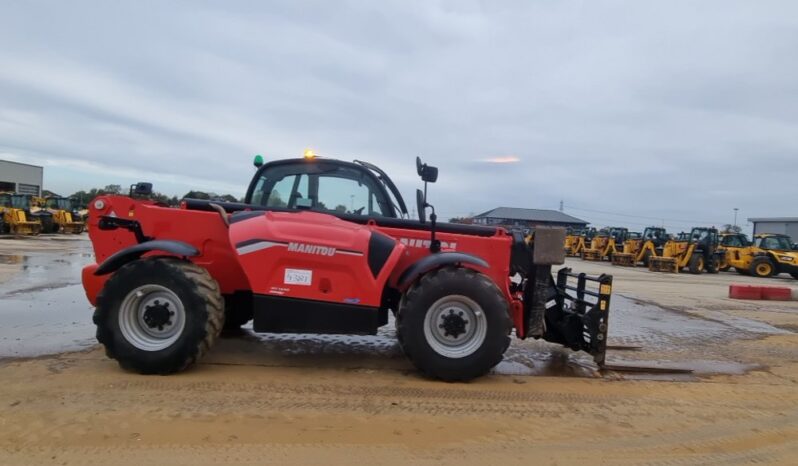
[284,268,312,286]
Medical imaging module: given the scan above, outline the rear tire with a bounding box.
[397,267,511,382]
[706,255,720,274]
[93,258,224,374]
[750,257,775,278]
[688,254,704,274]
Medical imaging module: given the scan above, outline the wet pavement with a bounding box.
[0,237,792,380]
[0,241,96,358]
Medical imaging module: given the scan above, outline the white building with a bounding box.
[748,217,798,240]
[0,160,44,196]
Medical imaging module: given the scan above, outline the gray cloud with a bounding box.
[1,0,796,232]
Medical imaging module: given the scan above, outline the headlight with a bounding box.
[779,256,794,262]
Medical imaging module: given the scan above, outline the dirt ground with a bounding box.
[1,237,797,465]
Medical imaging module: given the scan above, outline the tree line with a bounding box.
[66,185,241,208]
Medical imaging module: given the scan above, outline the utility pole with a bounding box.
[733,207,739,228]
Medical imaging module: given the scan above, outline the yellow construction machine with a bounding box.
[0,192,43,235]
[648,227,721,274]
[612,226,668,267]
[581,227,628,261]
[42,196,85,233]
[720,233,798,278]
[564,227,596,257]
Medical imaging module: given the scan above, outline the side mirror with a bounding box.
[416,189,426,223]
[415,156,438,183]
[131,182,153,197]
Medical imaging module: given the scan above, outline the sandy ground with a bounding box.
[0,237,797,465]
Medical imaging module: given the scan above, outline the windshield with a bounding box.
[11,195,29,210]
[756,236,793,251]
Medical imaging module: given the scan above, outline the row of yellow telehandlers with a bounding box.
[564,226,798,279]
[0,192,86,236]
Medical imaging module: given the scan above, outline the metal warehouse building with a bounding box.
[0,160,43,196]
[748,217,798,240]
[473,207,588,230]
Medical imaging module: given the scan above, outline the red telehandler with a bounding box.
[82,154,612,381]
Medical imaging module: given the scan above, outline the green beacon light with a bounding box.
[253,154,264,168]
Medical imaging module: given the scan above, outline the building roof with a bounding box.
[474,207,588,224]
[0,159,44,170]
[748,217,798,223]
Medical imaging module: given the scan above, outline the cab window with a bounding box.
[722,235,744,247]
[250,162,392,217]
[317,173,385,216]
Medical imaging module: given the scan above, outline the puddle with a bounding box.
[0,241,96,358]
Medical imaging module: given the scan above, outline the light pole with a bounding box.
[733,208,739,228]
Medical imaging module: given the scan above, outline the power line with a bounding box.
[564,205,728,226]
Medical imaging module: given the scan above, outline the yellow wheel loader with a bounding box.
[648,227,721,274]
[581,227,627,261]
[722,233,798,279]
[0,192,43,235]
[612,227,668,267]
[43,196,85,233]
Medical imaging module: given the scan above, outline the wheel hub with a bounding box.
[423,295,488,359]
[142,300,174,331]
[118,284,186,351]
[439,309,469,339]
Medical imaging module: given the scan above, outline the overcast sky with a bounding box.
[1,0,796,232]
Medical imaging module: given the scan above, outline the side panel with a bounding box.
[229,211,404,308]
[377,226,514,300]
[83,195,250,304]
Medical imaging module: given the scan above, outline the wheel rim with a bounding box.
[756,264,772,276]
[118,284,186,351]
[423,295,487,359]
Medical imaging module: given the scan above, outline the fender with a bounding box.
[397,252,489,289]
[94,240,199,276]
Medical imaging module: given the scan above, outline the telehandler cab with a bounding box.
[648,227,722,274]
[82,154,613,381]
[612,227,668,267]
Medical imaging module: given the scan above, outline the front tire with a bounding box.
[750,257,775,278]
[688,254,704,274]
[397,267,511,382]
[93,258,224,374]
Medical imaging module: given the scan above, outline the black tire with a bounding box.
[688,254,704,274]
[396,266,511,382]
[749,257,775,278]
[93,258,224,374]
[706,255,720,274]
[791,273,798,280]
